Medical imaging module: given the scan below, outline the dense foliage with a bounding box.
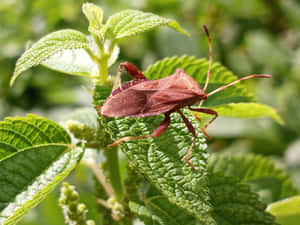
[0,1,300,225]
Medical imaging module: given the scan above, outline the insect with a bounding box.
[99,25,271,169]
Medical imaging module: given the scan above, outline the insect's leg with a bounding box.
[94,105,102,111]
[177,110,197,170]
[120,62,147,80]
[206,74,271,97]
[203,25,212,92]
[108,113,171,148]
[194,112,201,123]
[112,62,147,91]
[188,107,218,139]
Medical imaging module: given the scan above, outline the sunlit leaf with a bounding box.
[41,36,119,77]
[103,10,189,40]
[0,114,84,225]
[82,3,103,38]
[11,29,89,85]
[267,196,300,225]
[210,103,283,124]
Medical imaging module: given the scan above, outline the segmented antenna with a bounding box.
[203,25,212,92]
[207,74,272,97]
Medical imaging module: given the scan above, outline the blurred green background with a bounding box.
[1,0,300,224]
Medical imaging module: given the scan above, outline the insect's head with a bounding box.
[195,92,207,103]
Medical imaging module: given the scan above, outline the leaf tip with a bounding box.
[9,72,18,87]
[275,115,285,125]
[168,21,190,36]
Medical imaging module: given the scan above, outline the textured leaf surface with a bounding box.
[11,29,89,85]
[267,196,300,225]
[209,154,298,204]
[129,200,197,225]
[129,174,277,225]
[82,3,103,37]
[103,10,189,40]
[210,173,277,225]
[94,55,279,223]
[104,110,214,224]
[41,36,119,77]
[129,181,199,225]
[0,114,83,225]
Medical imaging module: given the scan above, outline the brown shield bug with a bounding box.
[99,25,271,169]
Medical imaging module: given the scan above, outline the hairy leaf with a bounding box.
[93,82,113,106]
[103,10,189,40]
[129,200,197,225]
[103,110,214,224]
[210,173,277,225]
[11,29,89,85]
[267,196,300,225]
[129,174,277,225]
[82,3,103,38]
[0,114,83,225]
[129,182,198,225]
[41,36,119,77]
[144,55,281,123]
[209,154,298,204]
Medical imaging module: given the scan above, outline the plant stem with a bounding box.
[104,146,124,202]
[87,161,114,197]
[98,55,108,84]
[91,33,124,202]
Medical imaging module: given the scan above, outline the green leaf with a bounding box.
[41,36,119,77]
[210,173,277,225]
[209,154,298,204]
[129,200,197,225]
[103,110,214,224]
[95,55,278,223]
[267,196,300,225]
[93,82,113,106]
[82,3,103,38]
[211,103,284,124]
[0,114,84,225]
[11,29,89,86]
[129,183,198,225]
[129,174,277,225]
[41,48,98,77]
[144,55,255,107]
[103,10,189,40]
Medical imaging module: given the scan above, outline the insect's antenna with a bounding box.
[207,74,272,97]
[203,25,212,92]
